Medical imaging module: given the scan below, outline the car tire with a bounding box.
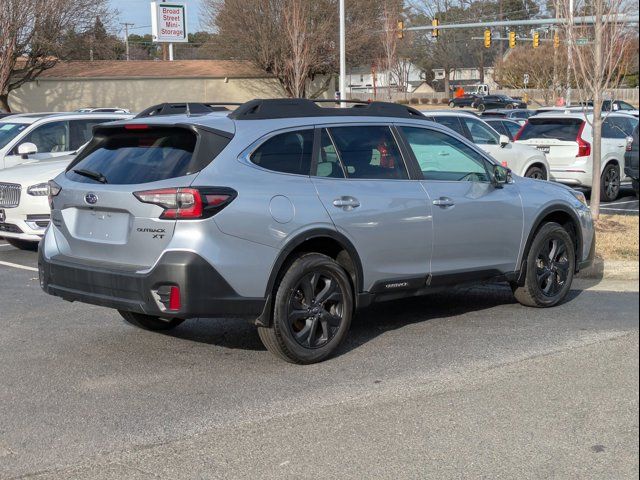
[477,104,486,112]
[600,163,621,202]
[119,310,185,331]
[506,104,515,109]
[448,101,456,108]
[524,165,547,180]
[512,222,575,308]
[5,238,38,251]
[257,253,353,364]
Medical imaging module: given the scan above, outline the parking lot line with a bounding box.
[605,200,639,206]
[0,260,38,272]
[600,207,640,212]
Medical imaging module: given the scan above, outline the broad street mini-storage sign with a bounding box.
[151,1,188,43]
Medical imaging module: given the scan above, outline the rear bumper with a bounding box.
[39,249,266,319]
[550,169,592,188]
[624,166,638,181]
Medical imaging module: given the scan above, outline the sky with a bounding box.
[109,0,205,36]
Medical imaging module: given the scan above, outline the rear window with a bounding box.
[66,127,229,185]
[518,118,583,141]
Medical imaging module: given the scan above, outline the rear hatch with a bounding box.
[515,117,586,167]
[50,123,232,269]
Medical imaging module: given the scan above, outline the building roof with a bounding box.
[37,60,271,80]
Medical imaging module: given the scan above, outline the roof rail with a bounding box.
[135,102,243,118]
[228,98,423,120]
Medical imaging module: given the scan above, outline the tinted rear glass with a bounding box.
[66,127,227,185]
[518,118,583,141]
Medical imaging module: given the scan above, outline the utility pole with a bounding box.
[566,0,574,105]
[121,23,134,61]
[339,0,346,104]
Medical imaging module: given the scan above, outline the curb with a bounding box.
[578,259,639,281]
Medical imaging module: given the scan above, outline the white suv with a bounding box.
[515,112,638,201]
[0,112,131,170]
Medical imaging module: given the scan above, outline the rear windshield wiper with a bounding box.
[73,168,108,184]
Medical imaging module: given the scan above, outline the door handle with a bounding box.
[332,196,360,209]
[433,197,455,207]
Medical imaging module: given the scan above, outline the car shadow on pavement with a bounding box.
[158,282,582,356]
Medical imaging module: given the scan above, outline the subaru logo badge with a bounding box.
[85,193,98,205]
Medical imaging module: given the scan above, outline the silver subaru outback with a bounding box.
[39,99,595,364]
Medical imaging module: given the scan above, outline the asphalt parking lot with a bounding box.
[0,238,638,479]
[588,186,639,216]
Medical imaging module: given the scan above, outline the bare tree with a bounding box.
[379,2,400,100]
[0,0,110,111]
[561,0,637,218]
[203,0,387,98]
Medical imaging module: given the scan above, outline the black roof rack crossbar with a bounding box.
[135,102,234,118]
[228,98,423,120]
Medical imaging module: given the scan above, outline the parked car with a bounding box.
[515,112,639,201]
[448,94,480,108]
[424,111,550,179]
[475,95,527,112]
[624,123,639,196]
[75,107,131,113]
[579,100,639,117]
[480,108,534,125]
[483,118,523,141]
[0,112,131,170]
[0,112,16,120]
[0,156,72,249]
[39,98,594,364]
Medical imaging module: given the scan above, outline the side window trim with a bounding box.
[240,125,315,177]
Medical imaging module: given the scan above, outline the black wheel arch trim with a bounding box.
[255,228,364,327]
[516,204,584,285]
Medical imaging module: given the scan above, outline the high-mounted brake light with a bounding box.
[575,122,591,157]
[124,124,150,130]
[133,187,236,220]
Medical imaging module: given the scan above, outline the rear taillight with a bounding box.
[47,180,62,209]
[133,187,236,220]
[576,122,591,157]
[626,139,633,152]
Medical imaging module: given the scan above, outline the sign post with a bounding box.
[151,1,188,61]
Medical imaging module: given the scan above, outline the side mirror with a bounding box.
[493,164,512,187]
[499,134,510,148]
[17,142,38,159]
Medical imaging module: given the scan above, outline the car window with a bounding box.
[511,111,528,119]
[400,126,489,182]
[66,127,213,185]
[328,125,408,180]
[431,116,468,138]
[504,121,523,139]
[618,101,635,111]
[0,123,29,150]
[486,120,507,136]
[251,129,313,175]
[460,117,500,145]
[69,119,106,150]
[518,118,583,141]
[20,121,69,154]
[314,129,345,178]
[602,118,631,139]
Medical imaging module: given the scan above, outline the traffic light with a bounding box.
[509,31,516,48]
[554,31,560,49]
[432,18,439,38]
[397,20,404,39]
[484,29,491,48]
[533,32,539,48]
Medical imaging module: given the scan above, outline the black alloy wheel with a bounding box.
[512,222,575,308]
[600,164,620,202]
[535,236,571,298]
[286,271,345,349]
[257,253,353,364]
